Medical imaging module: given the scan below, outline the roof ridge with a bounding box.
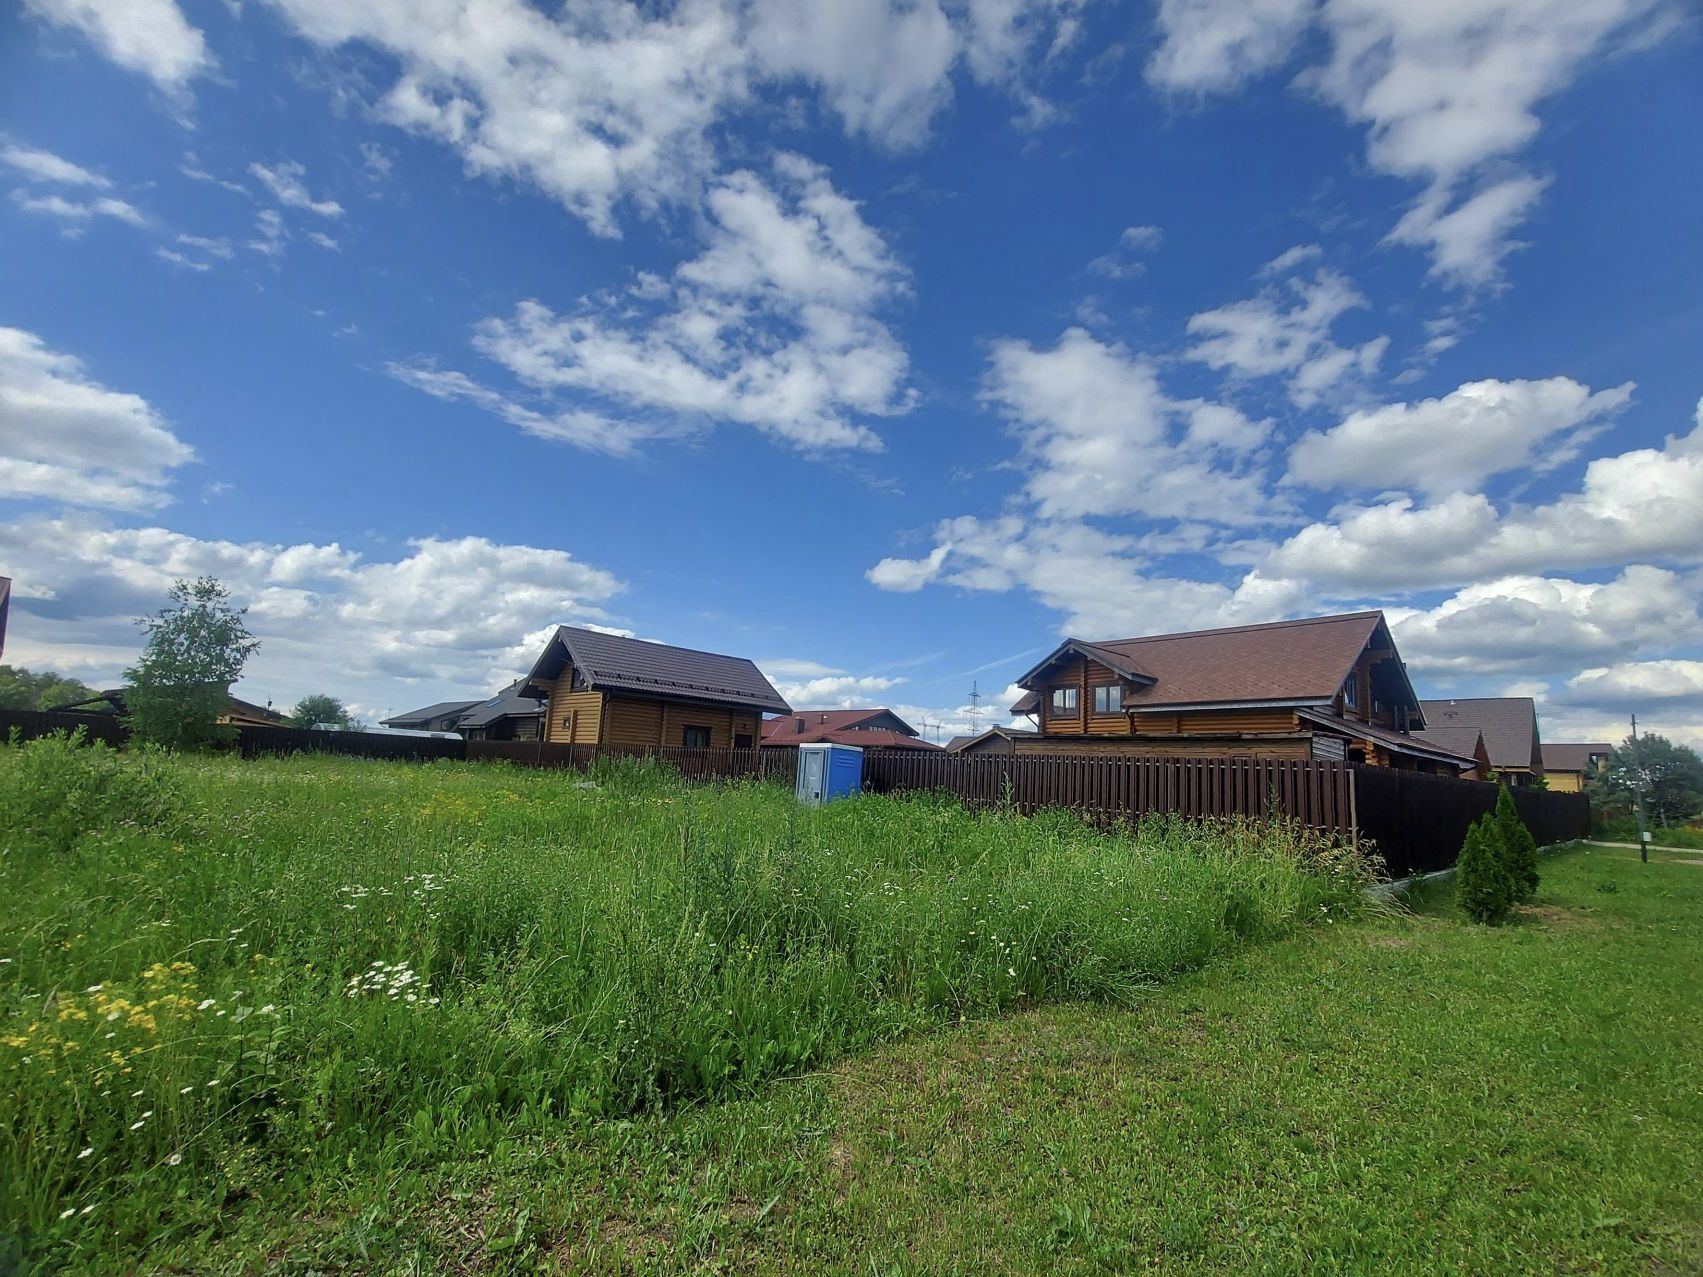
[1089,610,1383,647]
[1420,695,1536,704]
[557,624,763,665]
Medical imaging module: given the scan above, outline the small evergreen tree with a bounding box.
[124,577,260,751]
[1456,815,1513,924]
[1494,784,1540,903]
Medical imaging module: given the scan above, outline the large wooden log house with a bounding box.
[1006,610,1478,773]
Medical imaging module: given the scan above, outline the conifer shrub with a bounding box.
[1494,784,1540,903]
[1456,815,1513,924]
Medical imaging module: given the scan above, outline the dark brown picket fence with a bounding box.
[862,748,1355,832]
[0,707,130,748]
[1353,766,1592,878]
[236,723,466,762]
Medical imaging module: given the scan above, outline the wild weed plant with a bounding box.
[0,739,1369,1260]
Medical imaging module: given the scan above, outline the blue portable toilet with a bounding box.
[796,742,863,805]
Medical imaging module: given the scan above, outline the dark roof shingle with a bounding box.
[1015,612,1396,712]
[1418,697,1542,770]
[1543,742,1614,772]
[381,699,480,728]
[455,682,544,729]
[530,627,790,713]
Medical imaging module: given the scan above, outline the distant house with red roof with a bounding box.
[762,708,943,752]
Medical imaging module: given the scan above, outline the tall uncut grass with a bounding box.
[0,735,1371,1260]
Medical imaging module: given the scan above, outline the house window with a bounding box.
[683,725,712,748]
[1093,685,1122,714]
[560,712,574,733]
[1050,687,1078,714]
[734,733,753,749]
[1341,676,1358,710]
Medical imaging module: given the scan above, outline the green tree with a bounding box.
[123,577,260,751]
[1590,732,1703,829]
[289,693,363,730]
[1493,784,1540,903]
[0,665,96,711]
[1456,814,1513,924]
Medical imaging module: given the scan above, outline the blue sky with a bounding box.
[2,0,1700,744]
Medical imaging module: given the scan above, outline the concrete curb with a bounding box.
[1369,838,1587,899]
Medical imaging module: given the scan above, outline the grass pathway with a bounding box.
[175,845,1703,1274]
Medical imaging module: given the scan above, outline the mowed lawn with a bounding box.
[187,848,1698,1274]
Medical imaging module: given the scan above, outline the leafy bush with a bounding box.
[1456,815,1513,924]
[1494,785,1540,903]
[0,729,185,856]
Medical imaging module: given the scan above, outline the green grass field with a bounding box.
[4,741,1699,1273]
[1,738,1363,1272]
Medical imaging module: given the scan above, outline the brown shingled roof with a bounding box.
[761,708,919,741]
[1016,612,1402,712]
[1418,697,1542,771]
[1543,742,1614,772]
[522,627,790,714]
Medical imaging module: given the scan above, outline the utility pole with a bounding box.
[1628,713,1650,864]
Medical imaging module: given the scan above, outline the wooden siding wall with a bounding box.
[1015,735,1311,760]
[1039,654,1086,735]
[606,697,759,749]
[543,671,761,750]
[1038,654,1137,736]
[544,666,604,744]
[1133,707,1298,736]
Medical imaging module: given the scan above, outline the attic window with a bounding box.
[1051,687,1078,713]
[1342,676,1358,709]
[1093,685,1122,714]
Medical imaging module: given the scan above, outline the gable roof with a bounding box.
[947,725,1039,752]
[455,682,544,729]
[1543,742,1614,772]
[1418,697,1542,771]
[381,699,481,728]
[523,626,790,714]
[1014,612,1415,714]
[762,708,919,741]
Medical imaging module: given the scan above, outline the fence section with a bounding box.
[466,739,799,785]
[236,724,466,762]
[0,708,130,747]
[1352,767,1591,878]
[863,749,1355,832]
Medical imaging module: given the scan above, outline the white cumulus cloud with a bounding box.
[0,327,195,511]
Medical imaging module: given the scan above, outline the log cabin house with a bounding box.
[1005,611,1477,773]
[516,626,789,749]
